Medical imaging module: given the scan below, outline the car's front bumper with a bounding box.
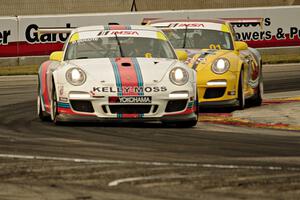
[56,112,197,123]
[56,95,197,122]
[197,70,239,107]
[199,99,239,108]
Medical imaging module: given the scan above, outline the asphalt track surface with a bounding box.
[0,64,300,200]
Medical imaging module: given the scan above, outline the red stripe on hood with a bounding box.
[114,57,139,96]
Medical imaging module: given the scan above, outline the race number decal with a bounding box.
[209,44,221,50]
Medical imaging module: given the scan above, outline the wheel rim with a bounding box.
[37,82,42,117]
[37,96,41,116]
[259,81,264,99]
[241,86,245,108]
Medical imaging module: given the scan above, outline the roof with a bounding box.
[74,25,159,33]
[69,25,167,42]
[147,19,226,25]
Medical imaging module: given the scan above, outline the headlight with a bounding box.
[212,58,230,74]
[66,67,86,86]
[169,67,189,86]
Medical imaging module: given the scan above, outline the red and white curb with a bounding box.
[199,97,300,131]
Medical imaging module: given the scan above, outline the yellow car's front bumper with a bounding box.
[197,70,239,107]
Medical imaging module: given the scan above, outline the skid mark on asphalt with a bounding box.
[108,174,204,187]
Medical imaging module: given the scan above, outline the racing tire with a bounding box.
[37,82,50,121]
[176,117,198,128]
[50,84,61,125]
[164,99,199,128]
[248,69,263,107]
[176,120,198,128]
[237,69,245,110]
[163,118,198,128]
[37,95,50,121]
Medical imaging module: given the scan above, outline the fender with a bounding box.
[39,60,61,114]
[38,61,52,113]
[51,67,60,104]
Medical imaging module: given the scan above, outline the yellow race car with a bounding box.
[148,19,263,109]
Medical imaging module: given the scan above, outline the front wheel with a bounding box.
[164,100,199,128]
[248,70,263,107]
[37,95,50,121]
[176,119,198,128]
[37,81,50,121]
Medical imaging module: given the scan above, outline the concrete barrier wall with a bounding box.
[0,5,300,66]
[0,0,297,15]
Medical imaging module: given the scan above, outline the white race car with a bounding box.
[37,25,198,127]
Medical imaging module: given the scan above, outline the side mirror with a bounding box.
[175,50,188,61]
[50,51,63,61]
[235,41,248,51]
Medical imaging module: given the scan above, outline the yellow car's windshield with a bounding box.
[162,29,234,50]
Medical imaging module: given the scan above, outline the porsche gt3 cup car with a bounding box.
[148,19,263,109]
[37,25,198,126]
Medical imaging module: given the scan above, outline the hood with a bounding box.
[177,48,204,58]
[66,57,178,85]
[185,49,234,71]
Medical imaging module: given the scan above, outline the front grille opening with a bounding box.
[70,100,94,113]
[152,105,159,113]
[204,88,226,99]
[109,105,151,114]
[102,105,108,113]
[165,100,187,113]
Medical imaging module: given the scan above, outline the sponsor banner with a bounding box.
[0,17,18,57]
[0,6,300,57]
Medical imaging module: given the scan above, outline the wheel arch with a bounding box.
[235,61,245,92]
[51,72,58,101]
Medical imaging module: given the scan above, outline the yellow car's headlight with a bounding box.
[212,58,230,74]
[66,67,86,86]
[169,67,189,86]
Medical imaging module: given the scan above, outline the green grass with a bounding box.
[262,54,300,65]
[0,54,300,76]
[0,65,39,76]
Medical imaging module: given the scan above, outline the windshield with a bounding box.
[65,36,177,60]
[161,29,234,50]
